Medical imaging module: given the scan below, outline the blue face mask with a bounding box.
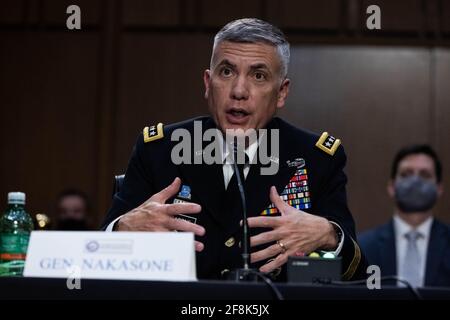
[394,175,438,213]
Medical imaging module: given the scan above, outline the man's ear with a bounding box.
[277,78,290,109]
[387,180,395,198]
[203,69,211,99]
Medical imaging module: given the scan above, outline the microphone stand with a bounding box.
[225,138,285,300]
[227,140,258,282]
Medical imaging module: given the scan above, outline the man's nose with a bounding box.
[230,75,249,100]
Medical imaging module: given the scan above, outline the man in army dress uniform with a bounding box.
[101,18,366,280]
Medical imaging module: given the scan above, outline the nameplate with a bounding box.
[23,231,196,281]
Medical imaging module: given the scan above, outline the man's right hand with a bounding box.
[116,177,205,252]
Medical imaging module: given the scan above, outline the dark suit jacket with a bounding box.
[102,116,367,280]
[359,218,450,287]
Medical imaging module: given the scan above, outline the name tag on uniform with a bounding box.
[24,231,197,281]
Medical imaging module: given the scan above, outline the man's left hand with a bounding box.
[247,186,338,273]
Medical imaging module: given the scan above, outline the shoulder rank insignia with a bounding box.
[143,123,164,143]
[315,132,341,156]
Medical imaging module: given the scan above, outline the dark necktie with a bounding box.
[224,154,249,224]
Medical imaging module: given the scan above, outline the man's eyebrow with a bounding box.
[217,59,236,68]
[250,63,269,70]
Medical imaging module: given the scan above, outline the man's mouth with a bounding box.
[225,108,251,124]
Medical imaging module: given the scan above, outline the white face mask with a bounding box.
[394,175,438,213]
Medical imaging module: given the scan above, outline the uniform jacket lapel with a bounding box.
[228,118,300,235]
[178,118,228,227]
[425,220,448,285]
[179,117,311,235]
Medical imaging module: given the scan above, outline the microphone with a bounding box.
[232,140,250,269]
[227,137,257,281]
[224,138,285,300]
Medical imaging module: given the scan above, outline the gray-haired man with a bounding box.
[101,18,366,280]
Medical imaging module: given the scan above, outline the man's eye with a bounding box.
[254,72,266,81]
[220,68,232,77]
[420,171,433,180]
[399,171,412,178]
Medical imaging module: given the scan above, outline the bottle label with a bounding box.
[0,233,30,261]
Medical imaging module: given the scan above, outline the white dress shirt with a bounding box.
[393,214,433,287]
[217,133,258,189]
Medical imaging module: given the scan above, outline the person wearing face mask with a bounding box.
[54,189,91,231]
[359,145,450,287]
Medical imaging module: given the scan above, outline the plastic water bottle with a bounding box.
[0,192,34,276]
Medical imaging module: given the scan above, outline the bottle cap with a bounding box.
[8,192,26,205]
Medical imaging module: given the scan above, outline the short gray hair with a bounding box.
[212,18,290,78]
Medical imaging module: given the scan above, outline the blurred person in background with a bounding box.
[54,189,91,231]
[359,145,450,287]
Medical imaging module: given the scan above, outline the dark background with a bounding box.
[1,0,449,231]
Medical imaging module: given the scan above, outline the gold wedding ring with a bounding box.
[277,240,287,253]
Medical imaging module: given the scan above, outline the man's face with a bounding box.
[58,195,87,220]
[203,41,290,132]
[388,153,443,198]
[396,154,437,183]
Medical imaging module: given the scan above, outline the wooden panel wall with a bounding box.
[0,31,100,221]
[434,49,450,227]
[280,47,435,230]
[1,0,449,230]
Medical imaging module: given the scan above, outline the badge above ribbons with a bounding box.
[173,185,197,224]
[261,161,311,216]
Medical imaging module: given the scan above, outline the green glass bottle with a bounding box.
[0,192,34,276]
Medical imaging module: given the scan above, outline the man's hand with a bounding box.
[117,177,205,252]
[247,186,337,273]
